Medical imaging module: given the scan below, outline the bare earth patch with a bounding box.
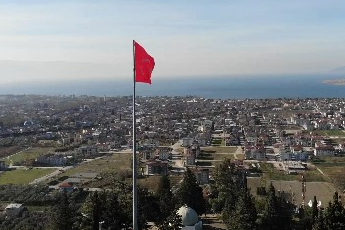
[248,177,335,207]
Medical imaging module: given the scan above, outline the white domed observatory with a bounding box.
[177,205,202,230]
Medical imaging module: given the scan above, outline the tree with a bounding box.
[80,191,102,230]
[156,175,176,223]
[157,209,183,230]
[49,191,74,230]
[81,190,131,230]
[223,189,257,230]
[312,211,326,230]
[137,187,160,229]
[259,183,293,230]
[102,190,130,230]
[176,168,206,215]
[210,159,245,213]
[324,192,345,230]
[312,196,319,224]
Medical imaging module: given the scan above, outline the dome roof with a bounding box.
[177,205,199,226]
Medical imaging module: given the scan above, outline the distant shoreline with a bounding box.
[323,79,345,86]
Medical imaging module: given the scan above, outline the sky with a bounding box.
[0,0,345,83]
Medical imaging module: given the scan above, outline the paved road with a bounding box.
[28,155,108,184]
[171,140,185,170]
[29,166,74,184]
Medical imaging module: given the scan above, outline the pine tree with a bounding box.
[138,187,160,229]
[156,175,176,223]
[312,196,319,224]
[80,191,102,230]
[210,159,243,212]
[259,183,293,230]
[50,191,74,230]
[324,192,345,230]
[102,190,130,230]
[260,184,279,230]
[157,209,183,230]
[224,189,257,230]
[176,167,206,215]
[312,211,326,230]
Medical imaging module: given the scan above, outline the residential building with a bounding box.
[5,203,24,217]
[191,168,210,185]
[145,160,168,175]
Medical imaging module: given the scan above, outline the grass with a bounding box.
[135,175,184,193]
[213,153,235,161]
[201,146,237,154]
[259,163,326,182]
[308,156,345,189]
[175,147,184,153]
[59,152,132,177]
[26,206,50,212]
[0,168,55,184]
[312,156,345,166]
[0,146,25,159]
[313,156,345,189]
[139,175,161,192]
[313,130,345,137]
[197,147,243,167]
[5,147,53,165]
[201,147,238,159]
[211,139,222,146]
[247,177,335,206]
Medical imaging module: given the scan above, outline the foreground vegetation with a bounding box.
[1,159,344,230]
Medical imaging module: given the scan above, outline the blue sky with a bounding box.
[0,0,345,82]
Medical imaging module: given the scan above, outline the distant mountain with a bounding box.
[331,66,345,73]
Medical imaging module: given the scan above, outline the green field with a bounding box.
[259,163,326,182]
[201,146,237,153]
[60,152,132,177]
[314,130,345,137]
[0,168,55,184]
[312,156,345,189]
[213,153,235,161]
[6,147,53,165]
[139,175,183,193]
[247,178,335,207]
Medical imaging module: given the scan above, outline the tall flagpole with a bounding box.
[132,39,138,230]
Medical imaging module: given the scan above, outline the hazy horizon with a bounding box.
[0,60,343,84]
[1,0,345,83]
[0,74,344,99]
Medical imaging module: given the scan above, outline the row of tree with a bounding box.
[210,159,345,230]
[3,158,345,230]
[48,169,205,230]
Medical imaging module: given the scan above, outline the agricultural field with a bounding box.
[258,163,326,182]
[248,160,338,208]
[5,147,53,165]
[58,151,132,177]
[248,177,335,207]
[139,175,183,193]
[199,146,243,164]
[312,156,345,189]
[0,168,55,184]
[314,130,345,137]
[0,146,25,158]
[202,146,237,153]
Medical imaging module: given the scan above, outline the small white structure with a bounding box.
[177,205,202,230]
[5,203,24,217]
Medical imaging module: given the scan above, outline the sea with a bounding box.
[1,74,345,99]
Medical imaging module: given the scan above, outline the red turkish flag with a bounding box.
[135,42,155,84]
